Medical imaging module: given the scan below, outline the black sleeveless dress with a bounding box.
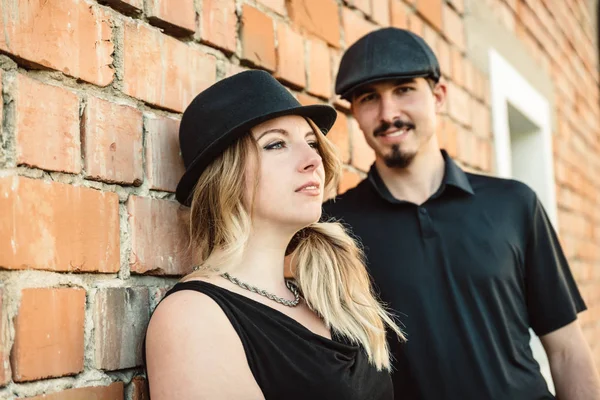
[147,281,394,400]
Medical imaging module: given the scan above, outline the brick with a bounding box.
[256,0,286,15]
[145,116,185,192]
[11,288,85,381]
[275,25,306,88]
[328,111,351,163]
[0,176,119,273]
[416,0,443,31]
[447,0,464,14]
[339,168,362,194]
[289,0,341,47]
[350,0,371,16]
[307,37,332,99]
[132,376,150,400]
[224,62,248,78]
[371,0,391,26]
[128,196,191,275]
[408,12,424,36]
[123,21,216,112]
[442,4,465,52]
[450,47,465,88]
[436,38,451,78]
[200,0,237,53]
[94,287,149,370]
[471,98,490,137]
[343,8,378,47]
[421,20,437,47]
[447,82,471,127]
[26,382,124,400]
[241,5,276,71]
[82,97,143,185]
[443,117,459,158]
[146,0,196,34]
[349,117,375,171]
[15,75,80,174]
[390,0,408,29]
[0,1,113,86]
[0,289,5,387]
[101,0,143,14]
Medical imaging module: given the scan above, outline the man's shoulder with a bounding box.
[466,171,537,205]
[323,177,372,215]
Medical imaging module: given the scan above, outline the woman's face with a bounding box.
[247,115,325,230]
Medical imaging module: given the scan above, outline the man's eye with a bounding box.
[396,87,413,94]
[264,141,285,150]
[359,93,376,103]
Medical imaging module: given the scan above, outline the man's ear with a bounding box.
[433,80,447,113]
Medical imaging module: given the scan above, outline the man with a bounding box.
[323,27,600,399]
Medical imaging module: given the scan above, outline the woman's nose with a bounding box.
[297,143,322,172]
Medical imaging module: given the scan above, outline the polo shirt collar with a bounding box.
[367,150,474,204]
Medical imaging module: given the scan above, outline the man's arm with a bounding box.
[540,320,600,400]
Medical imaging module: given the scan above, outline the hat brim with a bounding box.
[339,72,434,101]
[176,104,337,206]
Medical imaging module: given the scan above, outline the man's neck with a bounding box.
[374,148,445,205]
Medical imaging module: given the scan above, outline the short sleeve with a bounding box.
[525,195,587,336]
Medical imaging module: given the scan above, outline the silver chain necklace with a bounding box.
[221,272,301,307]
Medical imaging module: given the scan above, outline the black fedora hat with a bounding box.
[176,70,337,206]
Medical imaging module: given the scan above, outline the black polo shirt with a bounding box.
[323,151,586,400]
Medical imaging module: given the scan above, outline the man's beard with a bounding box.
[373,119,416,169]
[383,145,415,168]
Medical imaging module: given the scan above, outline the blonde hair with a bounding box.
[181,118,405,370]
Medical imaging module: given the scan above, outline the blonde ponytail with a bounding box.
[288,222,405,371]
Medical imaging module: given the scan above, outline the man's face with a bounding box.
[350,77,446,169]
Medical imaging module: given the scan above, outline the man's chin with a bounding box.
[382,150,415,169]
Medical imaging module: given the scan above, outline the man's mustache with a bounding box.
[373,119,416,136]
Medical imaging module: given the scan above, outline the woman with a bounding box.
[145,70,404,399]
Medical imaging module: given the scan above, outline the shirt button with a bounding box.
[419,208,427,215]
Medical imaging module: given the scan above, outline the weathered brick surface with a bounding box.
[327,111,351,163]
[128,196,191,275]
[417,0,443,31]
[146,0,196,33]
[343,8,378,47]
[0,177,120,273]
[145,115,186,192]
[349,117,375,172]
[0,1,113,86]
[15,75,80,174]
[0,289,6,387]
[288,0,340,47]
[82,97,144,185]
[307,36,332,99]
[241,5,276,71]
[26,382,124,400]
[94,287,150,370]
[131,376,150,400]
[275,24,306,88]
[200,0,237,53]
[11,288,85,382]
[123,21,216,112]
[339,168,362,194]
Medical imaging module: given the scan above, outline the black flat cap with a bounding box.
[176,70,337,206]
[335,27,441,100]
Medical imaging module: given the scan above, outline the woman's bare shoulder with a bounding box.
[146,287,263,399]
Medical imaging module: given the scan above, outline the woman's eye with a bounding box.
[308,141,319,149]
[264,141,286,150]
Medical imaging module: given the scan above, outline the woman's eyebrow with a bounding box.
[257,128,288,141]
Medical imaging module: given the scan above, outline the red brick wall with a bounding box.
[0,0,598,397]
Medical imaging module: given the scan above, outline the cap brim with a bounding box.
[176,104,337,206]
[339,72,433,101]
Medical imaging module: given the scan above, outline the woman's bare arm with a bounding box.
[145,290,264,400]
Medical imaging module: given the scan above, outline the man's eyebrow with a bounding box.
[353,78,419,100]
[257,128,288,141]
